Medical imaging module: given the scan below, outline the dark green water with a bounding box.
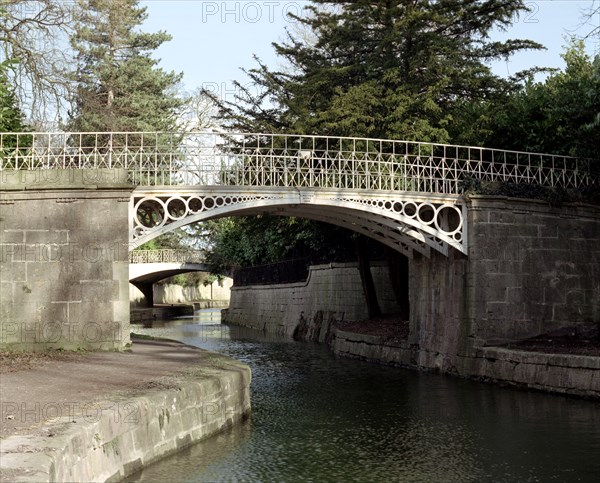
[126,309,600,483]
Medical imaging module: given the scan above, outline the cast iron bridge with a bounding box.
[128,249,207,303]
[1,132,595,258]
[129,249,207,282]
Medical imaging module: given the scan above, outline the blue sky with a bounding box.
[142,0,599,97]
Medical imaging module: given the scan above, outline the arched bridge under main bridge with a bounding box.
[129,249,208,307]
[1,131,596,259]
[129,249,208,284]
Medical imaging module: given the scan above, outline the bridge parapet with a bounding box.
[129,249,205,264]
[1,132,596,193]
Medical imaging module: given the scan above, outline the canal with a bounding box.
[126,309,600,483]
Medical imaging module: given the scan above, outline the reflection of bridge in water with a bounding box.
[129,249,208,306]
[2,131,595,259]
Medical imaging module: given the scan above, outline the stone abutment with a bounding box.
[0,169,133,351]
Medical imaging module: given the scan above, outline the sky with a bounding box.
[140,0,600,102]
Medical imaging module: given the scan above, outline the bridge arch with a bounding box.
[129,263,209,285]
[128,250,209,306]
[130,187,467,258]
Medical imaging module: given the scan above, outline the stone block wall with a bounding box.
[409,249,470,370]
[224,262,399,336]
[0,169,133,351]
[409,196,600,372]
[469,197,599,342]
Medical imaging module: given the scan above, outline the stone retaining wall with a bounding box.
[224,261,397,336]
[0,353,251,482]
[331,329,599,399]
[130,305,194,323]
[467,347,599,398]
[331,330,417,367]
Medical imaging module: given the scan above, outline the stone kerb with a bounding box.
[0,169,133,351]
[0,353,252,482]
[468,347,600,398]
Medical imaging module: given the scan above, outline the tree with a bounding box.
[67,0,183,134]
[579,1,599,44]
[1,1,73,125]
[205,216,355,275]
[210,0,542,143]
[136,230,189,251]
[491,40,600,160]
[0,59,28,132]
[179,87,221,132]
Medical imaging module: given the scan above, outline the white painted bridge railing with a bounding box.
[1,132,596,194]
[128,249,205,264]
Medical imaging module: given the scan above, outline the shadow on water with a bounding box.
[126,309,600,483]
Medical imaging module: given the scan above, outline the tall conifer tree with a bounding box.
[68,0,182,133]
[0,63,28,132]
[212,0,542,144]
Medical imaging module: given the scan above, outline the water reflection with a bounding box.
[126,310,600,483]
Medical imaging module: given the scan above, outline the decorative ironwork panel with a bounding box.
[131,190,287,247]
[129,249,205,264]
